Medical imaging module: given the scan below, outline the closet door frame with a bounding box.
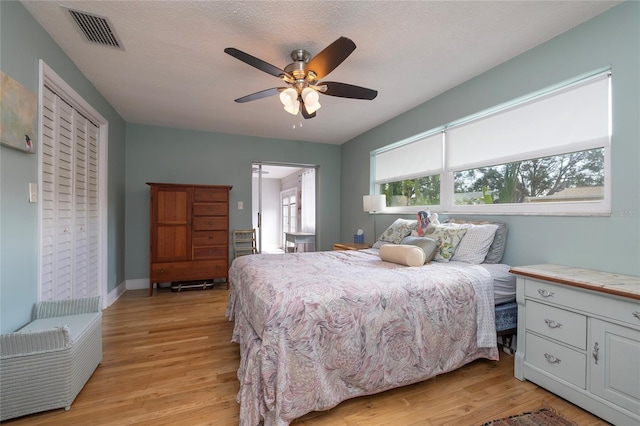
[38,60,108,307]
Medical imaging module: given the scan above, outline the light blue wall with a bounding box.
[341,2,640,276]
[0,1,127,333]
[124,124,341,280]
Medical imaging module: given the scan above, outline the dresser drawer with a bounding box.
[526,300,587,350]
[194,187,228,202]
[526,332,586,389]
[193,217,227,231]
[524,279,578,308]
[524,278,640,328]
[192,231,227,246]
[193,245,227,260]
[193,203,227,216]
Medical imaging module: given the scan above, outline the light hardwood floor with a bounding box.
[3,286,610,426]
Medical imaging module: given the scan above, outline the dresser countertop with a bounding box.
[510,264,640,301]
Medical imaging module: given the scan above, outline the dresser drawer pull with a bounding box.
[544,353,561,364]
[633,311,640,321]
[538,289,554,298]
[544,319,562,329]
[592,342,599,365]
[208,220,213,225]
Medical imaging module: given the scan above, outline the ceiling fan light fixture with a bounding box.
[283,100,300,115]
[302,87,321,114]
[280,88,300,115]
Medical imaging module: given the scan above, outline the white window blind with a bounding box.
[375,132,443,183]
[446,73,610,171]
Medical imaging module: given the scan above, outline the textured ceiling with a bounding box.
[21,1,620,145]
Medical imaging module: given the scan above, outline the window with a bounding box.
[370,70,611,216]
[454,148,605,205]
[281,188,297,250]
[373,132,442,213]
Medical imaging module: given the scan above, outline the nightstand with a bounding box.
[333,242,371,251]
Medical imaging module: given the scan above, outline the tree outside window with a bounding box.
[453,148,604,205]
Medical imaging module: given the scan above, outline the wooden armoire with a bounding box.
[147,183,232,295]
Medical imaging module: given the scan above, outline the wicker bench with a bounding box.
[0,297,102,421]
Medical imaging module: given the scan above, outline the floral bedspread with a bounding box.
[226,249,500,426]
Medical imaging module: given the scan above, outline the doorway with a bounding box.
[252,163,317,253]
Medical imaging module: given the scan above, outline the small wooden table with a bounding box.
[333,242,371,251]
[285,232,315,252]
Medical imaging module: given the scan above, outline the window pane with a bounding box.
[453,148,604,205]
[380,175,441,207]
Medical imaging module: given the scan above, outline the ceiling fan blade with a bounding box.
[300,99,317,119]
[234,87,285,103]
[224,47,290,79]
[321,82,378,100]
[305,37,356,80]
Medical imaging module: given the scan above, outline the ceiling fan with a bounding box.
[224,37,377,119]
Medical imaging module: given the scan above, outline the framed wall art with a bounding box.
[0,70,38,153]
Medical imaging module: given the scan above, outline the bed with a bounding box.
[226,219,515,426]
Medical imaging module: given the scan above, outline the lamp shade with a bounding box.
[363,194,386,212]
[280,88,300,115]
[302,87,321,114]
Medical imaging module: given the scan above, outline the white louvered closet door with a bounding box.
[41,86,100,301]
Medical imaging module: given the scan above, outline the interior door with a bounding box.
[252,163,317,254]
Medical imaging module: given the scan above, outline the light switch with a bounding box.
[237,201,244,210]
[29,183,38,203]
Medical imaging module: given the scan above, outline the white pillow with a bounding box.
[450,223,499,264]
[379,244,426,267]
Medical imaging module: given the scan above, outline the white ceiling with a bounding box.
[21,0,620,145]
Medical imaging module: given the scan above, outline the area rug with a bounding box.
[482,407,578,426]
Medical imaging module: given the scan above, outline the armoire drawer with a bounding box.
[151,260,227,282]
[193,217,227,231]
[193,203,227,216]
[193,245,227,260]
[525,332,586,389]
[192,230,227,246]
[194,187,228,202]
[526,300,587,350]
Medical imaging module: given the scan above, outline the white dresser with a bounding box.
[511,264,640,425]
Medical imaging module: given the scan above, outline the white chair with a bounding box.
[233,229,257,258]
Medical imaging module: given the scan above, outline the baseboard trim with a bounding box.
[106,281,127,307]
[126,278,148,290]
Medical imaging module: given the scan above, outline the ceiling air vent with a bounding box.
[64,7,123,49]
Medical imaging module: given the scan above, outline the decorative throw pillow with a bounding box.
[379,244,426,267]
[400,236,439,263]
[416,211,430,237]
[446,218,508,264]
[372,218,417,248]
[449,223,499,264]
[423,224,468,262]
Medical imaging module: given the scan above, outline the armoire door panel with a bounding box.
[155,226,189,261]
[157,191,189,222]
